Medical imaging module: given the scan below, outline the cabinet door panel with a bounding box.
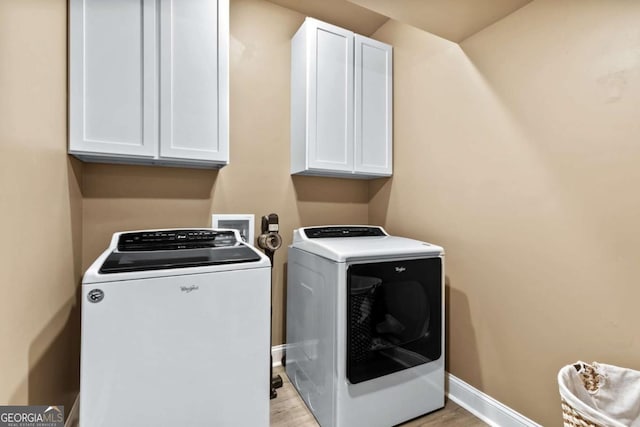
[160,0,228,163]
[69,0,156,157]
[308,23,354,172]
[354,35,392,176]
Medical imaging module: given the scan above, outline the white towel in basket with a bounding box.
[558,361,640,427]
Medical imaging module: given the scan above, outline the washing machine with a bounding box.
[80,229,271,427]
[286,226,444,427]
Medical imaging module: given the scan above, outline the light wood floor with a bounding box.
[270,366,488,426]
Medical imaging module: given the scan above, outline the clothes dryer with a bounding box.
[80,229,271,427]
[286,226,444,427]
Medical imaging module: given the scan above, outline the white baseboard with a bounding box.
[271,344,286,368]
[271,345,539,427]
[446,372,541,427]
[65,394,79,427]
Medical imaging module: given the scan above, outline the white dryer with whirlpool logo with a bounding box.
[286,226,445,427]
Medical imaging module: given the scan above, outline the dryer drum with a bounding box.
[346,257,442,385]
[348,279,430,365]
[350,292,375,363]
[378,280,430,345]
[349,275,382,363]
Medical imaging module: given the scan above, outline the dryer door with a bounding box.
[346,257,442,384]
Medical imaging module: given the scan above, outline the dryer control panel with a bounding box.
[302,226,387,239]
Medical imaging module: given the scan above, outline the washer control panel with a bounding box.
[117,229,237,251]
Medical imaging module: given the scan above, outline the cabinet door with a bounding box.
[69,0,157,158]
[159,0,229,164]
[354,35,392,176]
[306,20,354,173]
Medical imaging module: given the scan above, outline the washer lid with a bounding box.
[291,226,443,262]
[99,229,260,274]
[99,246,261,274]
[82,228,270,284]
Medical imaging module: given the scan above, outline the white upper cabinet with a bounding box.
[291,20,354,175]
[354,35,393,176]
[159,0,228,163]
[291,18,392,179]
[69,0,229,169]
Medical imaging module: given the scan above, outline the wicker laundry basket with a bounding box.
[558,361,640,427]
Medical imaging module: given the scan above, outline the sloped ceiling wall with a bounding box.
[348,0,532,42]
[266,0,532,41]
[265,0,388,35]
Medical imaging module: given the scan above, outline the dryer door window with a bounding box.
[347,257,442,384]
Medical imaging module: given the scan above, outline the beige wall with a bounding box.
[0,0,82,410]
[5,0,639,423]
[81,0,370,346]
[370,0,640,424]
